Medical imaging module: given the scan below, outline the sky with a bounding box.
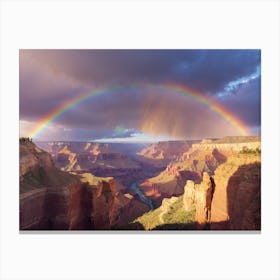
[19,49,261,142]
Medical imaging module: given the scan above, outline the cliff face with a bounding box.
[135,151,261,231]
[138,137,261,212]
[20,138,261,230]
[37,142,144,172]
[183,173,215,229]
[191,142,260,153]
[20,185,74,230]
[137,140,197,160]
[210,154,261,230]
[20,173,150,230]
[36,142,146,187]
[135,140,198,169]
[183,152,261,230]
[38,142,111,156]
[20,142,55,179]
[20,141,77,194]
[20,142,149,230]
[138,145,227,206]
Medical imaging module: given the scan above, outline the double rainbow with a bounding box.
[29,84,249,138]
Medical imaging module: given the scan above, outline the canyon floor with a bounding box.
[19,136,261,230]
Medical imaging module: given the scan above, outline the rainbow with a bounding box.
[29,84,249,138]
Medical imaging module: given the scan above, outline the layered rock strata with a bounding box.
[20,142,149,230]
[183,153,261,230]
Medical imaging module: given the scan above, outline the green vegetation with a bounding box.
[133,195,196,230]
[239,147,261,155]
[162,196,195,224]
[133,207,163,230]
[79,172,113,187]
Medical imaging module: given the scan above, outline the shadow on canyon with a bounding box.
[20,162,261,231]
[208,161,260,231]
[127,161,261,231]
[225,161,261,230]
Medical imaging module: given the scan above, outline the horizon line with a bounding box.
[29,134,260,144]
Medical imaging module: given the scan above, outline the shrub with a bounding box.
[19,137,33,144]
[239,147,261,155]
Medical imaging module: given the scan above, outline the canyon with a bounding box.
[20,141,149,230]
[20,136,261,230]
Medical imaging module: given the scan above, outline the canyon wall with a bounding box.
[20,185,73,230]
[20,175,150,230]
[137,140,198,160]
[20,142,149,230]
[210,155,261,230]
[20,138,261,230]
[183,153,261,230]
[191,142,260,152]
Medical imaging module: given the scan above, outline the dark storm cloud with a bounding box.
[20,49,260,94]
[19,49,261,140]
[220,77,261,127]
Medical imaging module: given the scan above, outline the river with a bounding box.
[130,181,154,210]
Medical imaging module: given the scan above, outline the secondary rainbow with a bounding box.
[29,84,249,138]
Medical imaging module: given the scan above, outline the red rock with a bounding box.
[20,142,151,230]
[193,173,215,229]
[210,156,261,230]
[20,185,73,230]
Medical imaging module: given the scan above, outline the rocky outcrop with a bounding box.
[138,146,225,206]
[20,184,76,230]
[20,142,150,230]
[193,173,215,229]
[183,152,261,230]
[37,141,145,185]
[210,154,261,230]
[183,180,195,211]
[20,141,77,194]
[68,174,150,230]
[191,142,260,152]
[139,169,196,207]
[182,136,260,162]
[143,138,260,211]
[38,142,112,156]
[20,174,150,230]
[182,173,215,229]
[20,142,54,179]
[136,140,198,168]
[189,136,260,154]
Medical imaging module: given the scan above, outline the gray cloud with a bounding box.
[19,49,261,140]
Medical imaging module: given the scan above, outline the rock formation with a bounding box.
[20,142,150,230]
[20,137,261,231]
[183,180,195,211]
[36,141,149,187]
[182,152,261,230]
[136,140,198,168]
[138,145,226,206]
[182,173,215,229]
[138,136,260,211]
[136,150,261,231]
[210,153,261,230]
[20,141,77,193]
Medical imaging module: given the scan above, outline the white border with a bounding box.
[1,1,279,280]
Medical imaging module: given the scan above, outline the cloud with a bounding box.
[217,65,260,97]
[219,77,261,128]
[20,49,260,93]
[19,49,261,140]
